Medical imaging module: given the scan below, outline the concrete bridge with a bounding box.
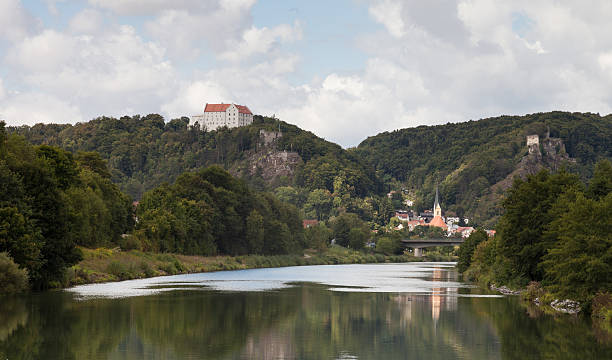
[401,238,464,257]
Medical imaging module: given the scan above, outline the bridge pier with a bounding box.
[414,248,422,257]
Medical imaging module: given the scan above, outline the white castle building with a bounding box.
[190,103,253,131]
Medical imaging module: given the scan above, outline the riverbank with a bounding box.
[68,246,455,286]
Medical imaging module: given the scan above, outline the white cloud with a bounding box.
[4,24,175,120]
[4,0,612,147]
[6,30,76,72]
[0,92,83,126]
[69,9,105,34]
[219,22,302,62]
[162,80,231,117]
[522,38,547,54]
[369,0,405,38]
[88,0,207,15]
[599,52,612,76]
[0,78,5,100]
[142,0,257,59]
[0,0,37,41]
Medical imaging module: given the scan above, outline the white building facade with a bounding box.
[190,103,253,131]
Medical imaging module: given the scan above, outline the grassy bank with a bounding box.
[68,246,455,286]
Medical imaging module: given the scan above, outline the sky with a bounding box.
[1,0,612,147]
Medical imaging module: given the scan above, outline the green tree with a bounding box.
[246,210,264,254]
[494,170,582,285]
[586,159,612,200]
[348,228,367,250]
[304,189,333,221]
[376,237,401,255]
[304,223,332,250]
[0,252,29,295]
[330,213,367,248]
[456,229,488,273]
[541,192,612,302]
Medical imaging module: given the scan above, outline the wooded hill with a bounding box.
[353,111,612,226]
[9,115,381,200]
[9,111,612,226]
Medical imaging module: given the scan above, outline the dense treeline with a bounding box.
[0,121,133,289]
[459,159,612,306]
[133,166,305,256]
[9,115,381,200]
[354,112,612,225]
[11,111,611,227]
[1,120,311,291]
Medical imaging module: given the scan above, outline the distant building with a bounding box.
[526,134,539,146]
[395,210,410,222]
[190,103,253,131]
[527,134,539,154]
[456,227,475,238]
[428,186,448,230]
[420,210,434,223]
[406,219,425,231]
[485,229,496,237]
[303,219,319,229]
[446,217,460,225]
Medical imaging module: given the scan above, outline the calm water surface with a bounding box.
[1,263,610,359]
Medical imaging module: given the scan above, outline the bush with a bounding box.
[140,262,155,277]
[376,237,400,255]
[160,262,178,275]
[592,293,612,321]
[0,252,29,295]
[105,261,134,280]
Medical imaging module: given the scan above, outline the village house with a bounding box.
[406,219,425,231]
[456,227,475,238]
[190,103,253,131]
[395,210,410,222]
[302,219,319,229]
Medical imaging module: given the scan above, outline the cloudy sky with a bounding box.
[1,0,612,147]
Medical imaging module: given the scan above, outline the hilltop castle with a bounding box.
[190,103,253,131]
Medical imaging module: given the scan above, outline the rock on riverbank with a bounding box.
[490,284,522,295]
[550,299,581,314]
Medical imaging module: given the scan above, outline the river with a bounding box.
[1,263,610,359]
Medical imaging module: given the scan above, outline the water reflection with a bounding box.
[1,264,611,359]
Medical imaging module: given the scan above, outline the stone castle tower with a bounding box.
[433,185,442,217]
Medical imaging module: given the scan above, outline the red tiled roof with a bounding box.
[204,103,253,114]
[303,219,319,228]
[456,227,474,232]
[428,216,447,229]
[236,105,252,114]
[204,103,231,112]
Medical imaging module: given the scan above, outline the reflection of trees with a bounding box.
[2,282,611,359]
[281,284,498,360]
[127,290,301,358]
[0,297,28,342]
[467,297,612,360]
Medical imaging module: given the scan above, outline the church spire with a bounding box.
[433,185,442,218]
[434,185,440,208]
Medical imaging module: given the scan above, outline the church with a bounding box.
[428,186,448,230]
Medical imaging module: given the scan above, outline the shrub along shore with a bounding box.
[69,246,455,286]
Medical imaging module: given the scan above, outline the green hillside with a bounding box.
[352,111,612,225]
[9,111,612,227]
[9,115,381,200]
